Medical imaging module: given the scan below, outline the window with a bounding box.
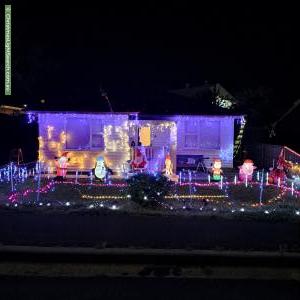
[199,120,220,149]
[184,120,198,148]
[91,120,104,149]
[66,118,90,150]
[183,119,221,149]
[185,120,198,133]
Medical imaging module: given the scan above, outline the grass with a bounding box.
[0,178,300,221]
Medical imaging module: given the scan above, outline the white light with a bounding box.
[143,196,148,200]
[231,209,235,213]
[14,203,18,207]
[39,202,43,206]
[183,206,186,209]
[126,194,131,198]
[111,205,117,210]
[88,204,94,209]
[213,208,216,211]
[170,206,173,210]
[240,208,245,212]
[46,203,51,207]
[100,203,104,207]
[296,211,300,215]
[264,210,269,214]
[66,202,70,206]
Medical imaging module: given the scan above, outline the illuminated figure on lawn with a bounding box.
[54,152,70,180]
[130,147,148,170]
[163,153,179,182]
[268,149,292,184]
[94,156,107,181]
[164,154,173,176]
[239,159,256,182]
[211,158,223,181]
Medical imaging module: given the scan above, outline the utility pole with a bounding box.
[100,87,113,112]
[269,99,300,138]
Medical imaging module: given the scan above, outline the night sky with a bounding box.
[0,2,299,161]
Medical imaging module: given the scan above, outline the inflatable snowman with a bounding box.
[94,156,107,181]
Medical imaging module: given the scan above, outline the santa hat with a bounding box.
[244,159,253,164]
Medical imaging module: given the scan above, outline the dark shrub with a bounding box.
[126,173,172,207]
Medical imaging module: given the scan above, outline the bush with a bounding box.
[126,173,172,208]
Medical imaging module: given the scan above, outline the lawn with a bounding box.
[1,177,300,220]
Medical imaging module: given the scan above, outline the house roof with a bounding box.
[169,83,237,102]
[1,82,244,116]
[26,110,244,121]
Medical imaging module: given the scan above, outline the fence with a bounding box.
[247,143,300,169]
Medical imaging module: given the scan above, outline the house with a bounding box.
[32,111,244,176]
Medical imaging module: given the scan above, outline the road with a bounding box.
[0,209,299,250]
[0,277,299,300]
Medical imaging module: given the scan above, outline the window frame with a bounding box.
[65,118,105,151]
[183,119,221,150]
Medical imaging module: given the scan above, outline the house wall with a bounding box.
[38,113,130,175]
[37,113,239,176]
[173,116,236,168]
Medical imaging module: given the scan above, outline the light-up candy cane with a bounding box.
[245,175,248,187]
[257,171,260,181]
[259,172,264,206]
[10,162,14,192]
[179,171,182,184]
[266,172,269,185]
[75,170,78,184]
[291,182,294,196]
[277,177,281,188]
[208,174,211,184]
[234,175,237,185]
[188,170,192,184]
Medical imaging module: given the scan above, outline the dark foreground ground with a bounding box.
[0,209,299,251]
[1,209,300,299]
[0,277,299,300]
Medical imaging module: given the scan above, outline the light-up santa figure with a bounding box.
[211,158,222,181]
[94,156,107,181]
[130,147,148,170]
[55,152,69,179]
[239,159,256,182]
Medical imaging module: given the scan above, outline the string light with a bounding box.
[164,195,228,199]
[81,195,125,200]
